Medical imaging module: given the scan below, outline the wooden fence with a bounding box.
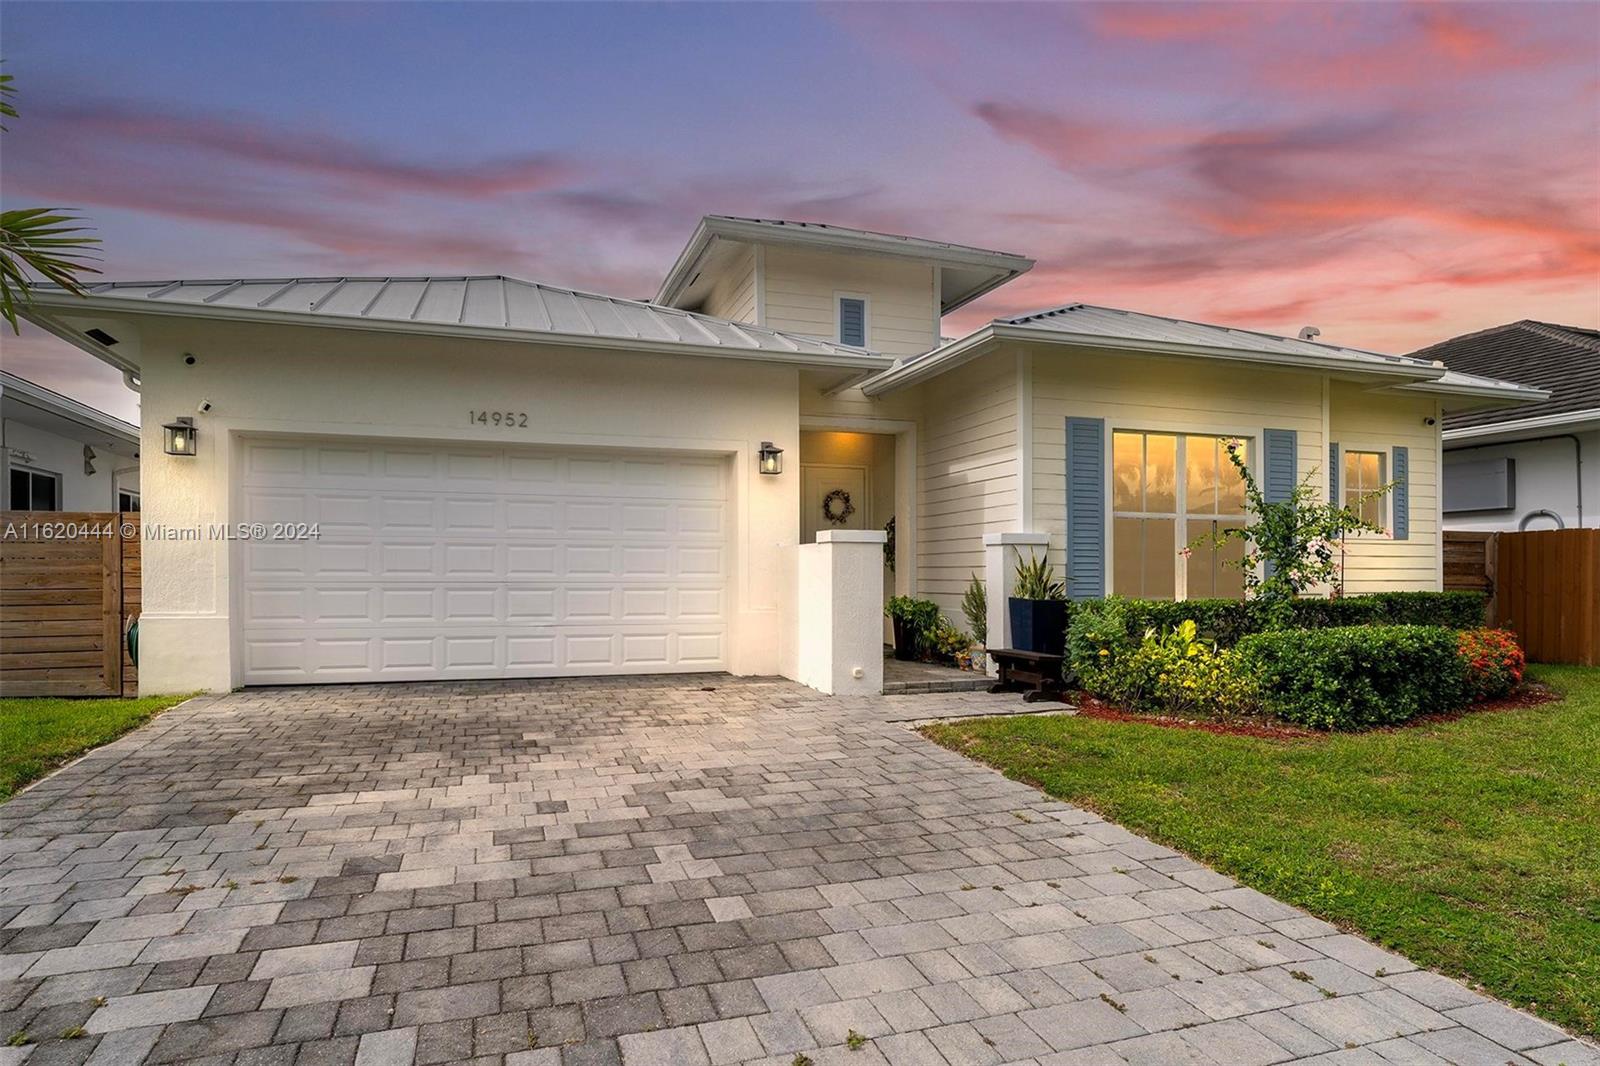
[1443,528,1600,666]
[1,513,140,696]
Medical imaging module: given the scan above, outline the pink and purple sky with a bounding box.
[2,1,1597,422]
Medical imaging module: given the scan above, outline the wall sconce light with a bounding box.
[758,441,783,475]
[163,416,198,457]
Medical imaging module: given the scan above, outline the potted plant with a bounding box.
[885,596,939,661]
[1008,553,1067,656]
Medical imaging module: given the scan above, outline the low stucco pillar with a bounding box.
[982,532,1051,675]
[797,530,888,696]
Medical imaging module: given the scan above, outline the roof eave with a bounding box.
[0,371,139,443]
[704,216,1033,271]
[19,304,140,376]
[653,218,716,307]
[1443,406,1600,443]
[1390,379,1551,404]
[862,323,1447,396]
[23,291,895,374]
[937,268,1033,316]
[658,216,1035,311]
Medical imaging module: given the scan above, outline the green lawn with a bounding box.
[922,665,1600,1036]
[0,693,192,800]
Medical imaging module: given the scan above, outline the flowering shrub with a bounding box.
[1190,439,1391,622]
[1458,627,1524,701]
[1065,597,1138,691]
[1082,619,1259,719]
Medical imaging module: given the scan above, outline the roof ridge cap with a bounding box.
[1001,301,1417,363]
[1408,319,1549,356]
[1517,319,1600,350]
[998,301,1085,324]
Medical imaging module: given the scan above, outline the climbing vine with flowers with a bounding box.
[1188,438,1392,622]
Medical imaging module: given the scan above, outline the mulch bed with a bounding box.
[1071,694,1321,739]
[1071,682,1560,739]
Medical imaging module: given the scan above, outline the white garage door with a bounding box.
[238,438,729,684]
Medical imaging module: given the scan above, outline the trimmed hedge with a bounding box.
[1064,591,1486,650]
[1235,625,1470,730]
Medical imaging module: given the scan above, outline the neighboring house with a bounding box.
[23,215,1542,694]
[1,370,140,512]
[1418,321,1598,531]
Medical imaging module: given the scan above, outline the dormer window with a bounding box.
[836,295,868,347]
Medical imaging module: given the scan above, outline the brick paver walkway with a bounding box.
[1,677,1592,1066]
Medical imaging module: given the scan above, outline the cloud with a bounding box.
[970,101,1189,169]
[1256,4,1570,94]
[1083,3,1267,42]
[33,102,578,200]
[14,155,531,268]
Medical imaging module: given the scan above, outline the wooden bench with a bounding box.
[988,648,1067,702]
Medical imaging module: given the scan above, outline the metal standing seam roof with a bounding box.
[996,303,1441,371]
[654,215,1034,313]
[863,301,1550,401]
[705,216,1034,266]
[39,276,885,362]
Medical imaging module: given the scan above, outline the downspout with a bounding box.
[1562,433,1584,528]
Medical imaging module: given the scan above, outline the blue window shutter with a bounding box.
[1263,429,1298,504]
[1262,429,1297,580]
[838,298,866,346]
[1328,442,1339,503]
[1392,446,1409,540]
[1065,417,1106,599]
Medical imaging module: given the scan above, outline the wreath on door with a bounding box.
[821,488,856,525]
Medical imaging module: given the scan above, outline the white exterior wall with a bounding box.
[3,419,137,510]
[131,318,802,694]
[915,350,1020,617]
[1443,429,1598,531]
[761,246,938,357]
[796,530,886,695]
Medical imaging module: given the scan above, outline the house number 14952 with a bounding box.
[469,410,529,427]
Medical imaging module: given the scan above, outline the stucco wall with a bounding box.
[1443,429,1598,532]
[130,317,802,693]
[3,419,137,510]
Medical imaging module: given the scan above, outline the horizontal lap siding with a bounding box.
[701,244,757,324]
[915,352,1018,616]
[1329,382,1441,592]
[1032,350,1325,582]
[762,246,936,358]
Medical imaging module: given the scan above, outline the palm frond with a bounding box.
[0,70,15,129]
[0,207,102,332]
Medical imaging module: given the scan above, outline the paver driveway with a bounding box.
[1,677,1591,1066]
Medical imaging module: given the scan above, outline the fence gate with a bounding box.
[1493,528,1599,667]
[1443,527,1599,666]
[1,513,141,697]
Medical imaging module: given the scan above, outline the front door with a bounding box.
[801,464,868,544]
